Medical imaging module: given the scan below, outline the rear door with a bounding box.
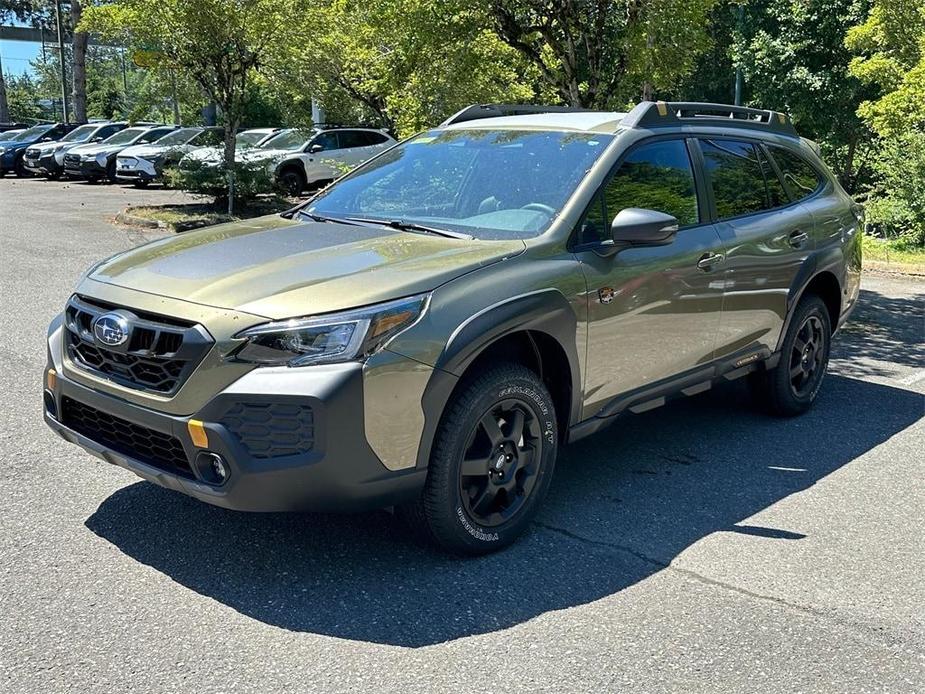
[697,137,815,360]
[576,137,727,417]
[336,130,377,166]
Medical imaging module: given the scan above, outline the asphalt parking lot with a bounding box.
[1,176,923,693]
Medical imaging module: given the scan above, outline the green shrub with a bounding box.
[863,131,925,247]
[166,156,278,205]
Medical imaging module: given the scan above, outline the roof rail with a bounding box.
[440,103,591,127]
[622,101,798,137]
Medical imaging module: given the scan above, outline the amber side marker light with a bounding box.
[46,369,57,390]
[187,419,209,448]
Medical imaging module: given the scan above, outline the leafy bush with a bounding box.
[165,156,278,205]
[864,131,925,246]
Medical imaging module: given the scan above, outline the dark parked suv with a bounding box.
[44,102,861,554]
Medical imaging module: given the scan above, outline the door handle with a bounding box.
[788,230,809,248]
[697,252,725,270]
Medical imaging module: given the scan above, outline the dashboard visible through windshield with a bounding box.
[308,129,613,240]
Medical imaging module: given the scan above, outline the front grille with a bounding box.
[64,295,212,395]
[61,396,194,479]
[221,403,315,458]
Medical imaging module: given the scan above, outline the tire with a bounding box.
[279,168,305,197]
[751,294,832,416]
[133,179,149,188]
[403,363,558,555]
[14,155,29,177]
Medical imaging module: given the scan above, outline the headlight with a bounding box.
[232,294,429,367]
[54,150,67,165]
[96,153,108,165]
[82,153,95,161]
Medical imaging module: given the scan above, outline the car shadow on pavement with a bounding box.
[85,371,923,647]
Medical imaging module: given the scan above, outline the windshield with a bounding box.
[308,129,613,239]
[103,127,145,145]
[13,124,54,142]
[263,129,311,151]
[237,131,269,147]
[0,130,23,142]
[154,128,200,146]
[60,124,98,143]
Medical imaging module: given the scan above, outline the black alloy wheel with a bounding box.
[458,398,544,527]
[789,314,827,398]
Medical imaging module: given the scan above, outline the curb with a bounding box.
[115,210,166,230]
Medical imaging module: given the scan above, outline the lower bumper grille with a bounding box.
[61,396,194,479]
[221,403,315,458]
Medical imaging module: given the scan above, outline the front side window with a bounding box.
[308,129,613,240]
[138,128,173,144]
[701,139,782,219]
[769,146,823,200]
[579,139,699,245]
[195,130,224,147]
[311,131,340,151]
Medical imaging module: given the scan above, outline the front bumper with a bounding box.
[64,159,107,179]
[44,328,426,513]
[23,153,61,175]
[115,157,158,181]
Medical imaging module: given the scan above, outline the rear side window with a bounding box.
[769,146,823,200]
[363,131,390,146]
[579,139,699,245]
[337,130,370,149]
[700,139,788,219]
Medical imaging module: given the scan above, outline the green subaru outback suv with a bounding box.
[44,102,861,554]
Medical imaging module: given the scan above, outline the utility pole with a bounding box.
[54,0,69,123]
[734,3,745,106]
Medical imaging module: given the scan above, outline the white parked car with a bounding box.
[179,127,283,168]
[239,126,396,195]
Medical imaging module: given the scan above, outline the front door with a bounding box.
[575,138,727,418]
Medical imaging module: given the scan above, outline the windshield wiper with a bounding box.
[345,216,473,240]
[296,210,363,226]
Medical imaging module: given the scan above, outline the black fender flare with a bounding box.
[415,289,581,469]
[775,249,845,352]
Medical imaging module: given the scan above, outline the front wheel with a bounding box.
[405,363,558,555]
[751,294,832,416]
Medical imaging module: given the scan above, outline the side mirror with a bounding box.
[309,143,324,153]
[597,208,678,256]
[41,137,53,142]
[91,136,103,142]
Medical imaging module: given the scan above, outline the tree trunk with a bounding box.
[223,120,237,215]
[70,0,88,122]
[0,52,9,123]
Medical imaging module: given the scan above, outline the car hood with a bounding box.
[29,141,73,155]
[240,148,293,163]
[86,214,525,319]
[67,142,118,157]
[118,143,174,159]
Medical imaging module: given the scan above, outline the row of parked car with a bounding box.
[0,121,397,195]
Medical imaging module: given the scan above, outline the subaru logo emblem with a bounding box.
[93,313,131,347]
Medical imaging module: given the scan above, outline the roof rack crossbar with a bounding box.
[621,101,798,137]
[440,103,592,127]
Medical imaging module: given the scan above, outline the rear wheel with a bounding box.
[751,294,832,416]
[403,363,558,555]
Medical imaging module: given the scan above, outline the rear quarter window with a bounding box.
[768,146,823,200]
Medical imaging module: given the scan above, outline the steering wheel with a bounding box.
[521,203,556,217]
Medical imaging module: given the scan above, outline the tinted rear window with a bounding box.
[700,139,782,219]
[769,146,823,200]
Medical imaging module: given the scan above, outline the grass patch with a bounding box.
[862,234,925,274]
[125,198,293,232]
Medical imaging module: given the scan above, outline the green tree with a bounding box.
[846,0,925,244]
[266,0,540,136]
[728,0,877,191]
[81,0,299,211]
[486,0,720,108]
